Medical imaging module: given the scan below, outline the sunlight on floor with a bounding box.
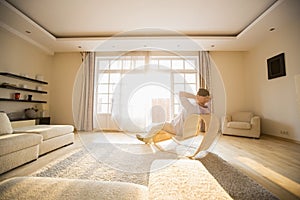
[78,131,207,158]
[78,131,143,144]
[237,156,300,198]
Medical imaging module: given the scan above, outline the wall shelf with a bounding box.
[0,98,47,103]
[0,85,47,94]
[0,72,48,85]
[0,72,48,104]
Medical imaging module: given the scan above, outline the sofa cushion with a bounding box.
[13,125,74,140]
[227,122,251,130]
[0,133,42,156]
[0,177,148,200]
[231,112,254,122]
[0,113,13,135]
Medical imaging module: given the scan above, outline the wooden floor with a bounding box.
[212,134,300,200]
[1,132,299,200]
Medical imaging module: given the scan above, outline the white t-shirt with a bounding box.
[171,95,211,136]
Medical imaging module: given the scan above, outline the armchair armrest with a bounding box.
[250,116,260,131]
[221,115,231,132]
[223,115,231,123]
[251,116,260,125]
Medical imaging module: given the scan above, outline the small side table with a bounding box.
[36,117,51,125]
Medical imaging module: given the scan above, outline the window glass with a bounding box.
[159,60,171,68]
[110,60,122,70]
[185,59,196,70]
[173,73,184,83]
[98,74,109,84]
[123,58,132,70]
[172,60,184,70]
[185,73,196,83]
[110,73,121,84]
[98,84,109,93]
[98,60,109,70]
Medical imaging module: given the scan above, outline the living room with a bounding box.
[0,0,299,199]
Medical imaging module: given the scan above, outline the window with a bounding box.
[149,55,198,116]
[94,52,199,130]
[95,54,146,114]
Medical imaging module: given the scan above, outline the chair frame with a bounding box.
[151,114,220,159]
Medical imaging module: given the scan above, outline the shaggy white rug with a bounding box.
[0,177,148,200]
[32,143,178,186]
[149,159,232,200]
[31,143,279,200]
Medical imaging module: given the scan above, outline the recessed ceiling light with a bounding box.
[269,27,275,32]
[78,46,82,49]
[211,45,215,48]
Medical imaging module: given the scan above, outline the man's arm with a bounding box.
[179,91,196,99]
[178,91,196,111]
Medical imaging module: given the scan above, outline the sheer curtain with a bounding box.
[73,52,95,131]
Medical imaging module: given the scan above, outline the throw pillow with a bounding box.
[0,112,13,135]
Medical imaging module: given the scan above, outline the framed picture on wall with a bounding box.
[267,53,286,80]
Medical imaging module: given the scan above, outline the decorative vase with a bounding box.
[14,93,20,100]
[25,109,37,118]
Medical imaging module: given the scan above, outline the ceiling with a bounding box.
[0,0,299,54]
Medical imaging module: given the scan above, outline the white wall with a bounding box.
[244,17,300,141]
[50,53,81,125]
[210,52,246,115]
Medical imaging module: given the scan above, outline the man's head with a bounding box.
[196,88,211,105]
[197,88,210,97]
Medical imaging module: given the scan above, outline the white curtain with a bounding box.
[199,51,213,112]
[111,71,171,133]
[73,52,95,131]
[199,51,211,90]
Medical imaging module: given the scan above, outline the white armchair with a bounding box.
[221,111,261,138]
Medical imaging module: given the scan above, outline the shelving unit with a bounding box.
[0,72,48,103]
[0,98,47,103]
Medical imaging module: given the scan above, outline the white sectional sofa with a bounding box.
[14,125,74,155]
[0,133,42,174]
[0,112,74,174]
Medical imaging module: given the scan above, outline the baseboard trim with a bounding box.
[263,134,300,144]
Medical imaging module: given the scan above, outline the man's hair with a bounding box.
[197,88,210,97]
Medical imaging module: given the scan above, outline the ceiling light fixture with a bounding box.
[25,30,31,34]
[78,46,82,49]
[211,45,215,48]
[269,27,275,32]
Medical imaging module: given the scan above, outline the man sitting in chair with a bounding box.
[136,88,211,143]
